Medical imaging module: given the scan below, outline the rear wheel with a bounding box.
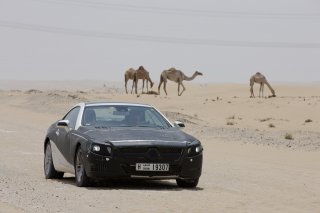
[75,148,90,187]
[176,178,199,188]
[44,143,64,179]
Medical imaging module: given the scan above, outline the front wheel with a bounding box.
[44,143,64,179]
[75,148,90,187]
[176,178,199,188]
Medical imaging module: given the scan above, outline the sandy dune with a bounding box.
[0,81,320,212]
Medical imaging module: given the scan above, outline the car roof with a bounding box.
[81,102,152,108]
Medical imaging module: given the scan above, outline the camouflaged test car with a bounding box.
[44,102,203,187]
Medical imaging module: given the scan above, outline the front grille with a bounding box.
[119,147,148,154]
[117,146,183,162]
[158,147,182,154]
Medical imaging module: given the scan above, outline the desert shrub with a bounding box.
[226,121,234,125]
[260,118,272,122]
[285,133,294,140]
[228,115,235,120]
[305,119,312,123]
[269,123,275,128]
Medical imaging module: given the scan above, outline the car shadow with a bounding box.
[55,177,204,191]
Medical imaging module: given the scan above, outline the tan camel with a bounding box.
[124,68,136,94]
[158,67,203,96]
[124,66,154,94]
[133,66,154,94]
[250,72,276,98]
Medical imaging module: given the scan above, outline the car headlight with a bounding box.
[90,143,112,156]
[92,145,100,152]
[195,145,202,153]
[187,142,203,157]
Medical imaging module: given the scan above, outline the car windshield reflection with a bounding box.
[82,105,171,129]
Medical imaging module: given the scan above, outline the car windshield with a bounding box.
[82,105,171,129]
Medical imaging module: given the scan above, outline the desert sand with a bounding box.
[0,81,320,213]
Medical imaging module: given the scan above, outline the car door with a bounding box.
[55,107,80,172]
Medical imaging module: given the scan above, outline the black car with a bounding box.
[44,102,203,187]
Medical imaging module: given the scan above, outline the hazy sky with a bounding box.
[1,0,320,83]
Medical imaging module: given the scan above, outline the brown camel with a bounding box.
[158,67,203,96]
[124,66,154,94]
[250,72,276,98]
[124,68,136,94]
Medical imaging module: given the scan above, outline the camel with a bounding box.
[158,67,203,96]
[133,66,154,94]
[250,72,276,98]
[124,68,136,94]
[124,66,154,94]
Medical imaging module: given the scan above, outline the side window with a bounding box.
[63,107,80,129]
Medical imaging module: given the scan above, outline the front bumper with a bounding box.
[83,149,203,180]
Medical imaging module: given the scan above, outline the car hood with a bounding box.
[81,127,196,146]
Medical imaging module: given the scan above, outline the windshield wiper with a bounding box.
[136,125,165,129]
[93,125,166,129]
[94,126,110,129]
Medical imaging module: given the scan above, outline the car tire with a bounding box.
[176,178,199,188]
[75,147,90,187]
[44,143,64,179]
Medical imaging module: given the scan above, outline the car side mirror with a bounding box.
[57,120,69,127]
[174,121,185,128]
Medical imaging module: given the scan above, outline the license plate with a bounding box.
[136,163,169,171]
